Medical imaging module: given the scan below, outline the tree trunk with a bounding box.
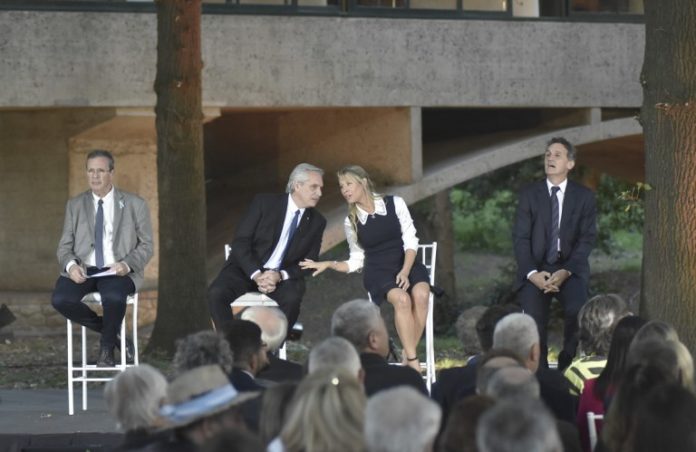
[640,1,696,351]
[147,0,209,355]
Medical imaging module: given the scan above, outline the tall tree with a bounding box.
[640,1,696,350]
[148,0,210,355]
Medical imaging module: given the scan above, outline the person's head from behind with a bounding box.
[281,368,366,452]
[627,338,694,391]
[475,304,521,353]
[476,349,526,395]
[104,364,167,432]
[628,383,696,452]
[173,330,234,376]
[225,320,269,376]
[364,386,441,452]
[439,395,496,452]
[287,163,324,209]
[485,366,540,401]
[258,382,298,446]
[331,298,389,357]
[492,313,541,372]
[240,306,288,354]
[577,293,629,356]
[594,315,648,399]
[160,365,256,446]
[308,336,363,382]
[632,319,679,346]
[477,398,562,452]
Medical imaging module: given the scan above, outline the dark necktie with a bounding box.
[547,186,560,264]
[95,199,104,268]
[281,210,301,262]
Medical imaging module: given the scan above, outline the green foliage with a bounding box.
[595,175,646,254]
[450,189,516,253]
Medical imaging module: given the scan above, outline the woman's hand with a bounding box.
[300,259,331,277]
[395,269,410,290]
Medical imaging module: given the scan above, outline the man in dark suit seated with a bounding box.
[208,163,327,333]
[331,299,427,397]
[241,306,304,383]
[224,320,269,392]
[513,137,597,370]
[51,150,153,367]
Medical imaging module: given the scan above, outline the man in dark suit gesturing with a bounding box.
[52,150,153,367]
[513,137,597,371]
[208,163,326,333]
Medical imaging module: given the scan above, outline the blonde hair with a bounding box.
[337,165,379,235]
[281,368,366,452]
[104,364,167,432]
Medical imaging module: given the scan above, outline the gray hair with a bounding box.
[365,387,442,452]
[240,306,288,352]
[578,293,629,356]
[172,330,234,375]
[308,337,362,377]
[477,398,562,452]
[286,163,324,194]
[485,366,540,400]
[104,364,167,432]
[86,149,115,170]
[331,299,382,350]
[546,137,576,161]
[493,313,539,364]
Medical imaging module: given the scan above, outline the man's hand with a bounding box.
[109,262,130,277]
[545,269,571,293]
[255,270,281,294]
[529,271,551,291]
[68,265,87,284]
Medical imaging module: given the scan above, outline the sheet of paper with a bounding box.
[87,268,117,278]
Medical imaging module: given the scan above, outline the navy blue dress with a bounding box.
[357,196,430,305]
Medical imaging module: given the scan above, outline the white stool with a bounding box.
[66,292,139,415]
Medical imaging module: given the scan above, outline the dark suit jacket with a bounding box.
[513,180,597,289]
[227,193,326,281]
[361,353,428,397]
[431,356,480,424]
[256,354,304,383]
[230,367,265,392]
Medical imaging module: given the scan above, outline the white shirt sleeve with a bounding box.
[393,196,419,251]
[344,217,365,273]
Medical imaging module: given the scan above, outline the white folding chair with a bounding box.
[66,292,139,415]
[587,411,604,451]
[370,242,437,392]
[225,245,287,360]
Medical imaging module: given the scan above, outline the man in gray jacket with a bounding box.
[52,150,153,366]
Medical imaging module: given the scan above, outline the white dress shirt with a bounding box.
[343,195,419,273]
[66,187,116,272]
[526,178,568,279]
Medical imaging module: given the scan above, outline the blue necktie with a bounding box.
[95,199,104,268]
[547,186,560,264]
[281,210,300,262]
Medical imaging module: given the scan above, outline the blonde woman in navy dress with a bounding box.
[301,165,430,371]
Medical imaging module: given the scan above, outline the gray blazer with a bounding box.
[57,188,154,290]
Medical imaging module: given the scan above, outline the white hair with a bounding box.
[286,163,324,194]
[493,313,539,363]
[240,306,288,352]
[308,337,362,377]
[485,366,540,400]
[104,364,167,432]
[331,299,383,350]
[365,387,441,452]
[477,398,562,452]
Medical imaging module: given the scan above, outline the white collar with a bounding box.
[355,196,386,225]
[546,179,568,194]
[287,194,304,217]
[92,186,114,204]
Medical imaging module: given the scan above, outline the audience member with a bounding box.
[258,382,298,447]
[280,368,366,452]
[364,386,441,452]
[564,294,628,396]
[308,336,363,381]
[155,365,257,451]
[200,427,264,452]
[474,349,526,396]
[172,330,233,376]
[627,382,696,452]
[104,364,169,451]
[331,299,427,396]
[477,398,563,452]
[577,315,646,452]
[431,304,519,424]
[438,395,495,452]
[492,312,577,422]
[631,319,679,345]
[242,306,304,383]
[224,319,270,391]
